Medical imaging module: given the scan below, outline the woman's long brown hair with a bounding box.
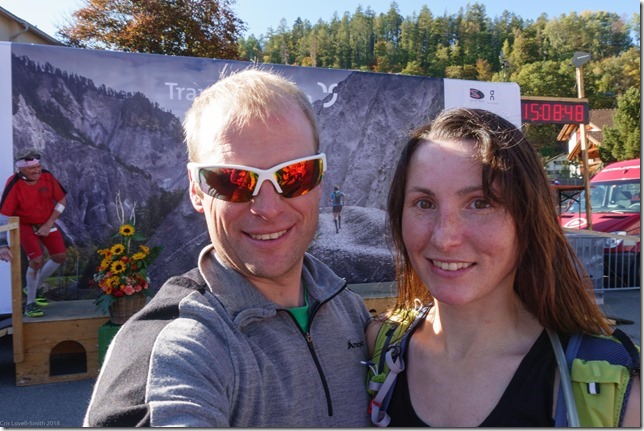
[386,108,611,335]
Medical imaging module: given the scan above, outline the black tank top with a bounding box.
[387,329,556,427]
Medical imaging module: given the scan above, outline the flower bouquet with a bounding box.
[93,194,160,321]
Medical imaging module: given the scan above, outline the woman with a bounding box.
[367,108,640,427]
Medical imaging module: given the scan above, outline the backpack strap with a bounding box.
[551,330,581,427]
[368,305,431,427]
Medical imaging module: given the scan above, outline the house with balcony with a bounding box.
[557,108,616,177]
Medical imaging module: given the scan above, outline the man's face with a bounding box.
[19,163,42,182]
[189,106,321,288]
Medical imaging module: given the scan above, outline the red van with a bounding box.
[559,158,640,286]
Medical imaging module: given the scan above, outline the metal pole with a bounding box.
[576,66,593,230]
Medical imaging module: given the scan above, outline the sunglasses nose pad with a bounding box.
[252,176,283,197]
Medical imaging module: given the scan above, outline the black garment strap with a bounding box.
[0,174,20,209]
[396,306,431,356]
[377,325,397,375]
[611,328,640,375]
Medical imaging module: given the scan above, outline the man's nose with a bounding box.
[250,181,284,219]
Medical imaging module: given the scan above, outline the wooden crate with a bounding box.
[14,300,109,386]
[3,218,110,386]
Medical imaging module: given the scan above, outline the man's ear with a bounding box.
[188,171,205,213]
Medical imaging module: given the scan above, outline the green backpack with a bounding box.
[367,306,640,427]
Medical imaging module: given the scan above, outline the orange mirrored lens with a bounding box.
[276,159,323,198]
[200,168,258,202]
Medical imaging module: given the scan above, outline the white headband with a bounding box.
[15,159,41,169]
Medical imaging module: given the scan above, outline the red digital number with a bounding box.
[553,103,561,122]
[529,103,540,121]
[522,103,530,120]
[575,105,584,122]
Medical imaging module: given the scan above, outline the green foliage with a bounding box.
[511,60,576,97]
[523,124,565,159]
[240,5,637,84]
[599,87,641,162]
[543,11,632,61]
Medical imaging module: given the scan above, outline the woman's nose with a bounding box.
[430,210,464,250]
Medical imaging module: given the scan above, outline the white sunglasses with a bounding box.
[188,153,327,202]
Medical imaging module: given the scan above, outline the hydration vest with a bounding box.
[367,306,640,427]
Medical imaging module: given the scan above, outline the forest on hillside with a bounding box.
[237,2,640,159]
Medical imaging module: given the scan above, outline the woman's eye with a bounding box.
[416,199,433,209]
[472,199,491,209]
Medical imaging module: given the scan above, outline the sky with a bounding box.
[0,0,639,40]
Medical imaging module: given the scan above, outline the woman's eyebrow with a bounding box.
[407,185,483,196]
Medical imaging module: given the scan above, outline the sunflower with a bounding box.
[106,275,121,288]
[98,259,110,271]
[110,260,127,274]
[110,243,125,255]
[119,224,136,237]
[131,252,146,261]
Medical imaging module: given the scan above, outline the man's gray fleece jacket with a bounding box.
[84,248,372,427]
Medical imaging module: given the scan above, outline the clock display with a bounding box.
[521,97,589,124]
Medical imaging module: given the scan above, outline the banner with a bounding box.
[0,42,520,313]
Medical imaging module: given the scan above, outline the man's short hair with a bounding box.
[183,68,319,162]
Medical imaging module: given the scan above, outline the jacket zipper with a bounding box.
[280,282,349,417]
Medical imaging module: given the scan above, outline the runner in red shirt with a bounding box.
[0,149,67,317]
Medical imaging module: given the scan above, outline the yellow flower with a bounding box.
[139,245,150,254]
[119,224,135,237]
[98,259,110,271]
[106,276,120,288]
[110,243,125,255]
[131,252,146,261]
[110,260,127,274]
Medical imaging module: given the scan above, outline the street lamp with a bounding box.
[572,51,592,230]
[499,51,507,81]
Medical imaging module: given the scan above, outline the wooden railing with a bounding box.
[0,216,23,361]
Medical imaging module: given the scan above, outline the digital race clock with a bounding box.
[521,97,589,124]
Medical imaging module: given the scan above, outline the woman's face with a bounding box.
[401,139,519,307]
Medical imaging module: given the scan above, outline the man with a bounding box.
[0,150,67,318]
[329,185,346,233]
[84,69,371,427]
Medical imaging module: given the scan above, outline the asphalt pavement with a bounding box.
[0,289,639,428]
